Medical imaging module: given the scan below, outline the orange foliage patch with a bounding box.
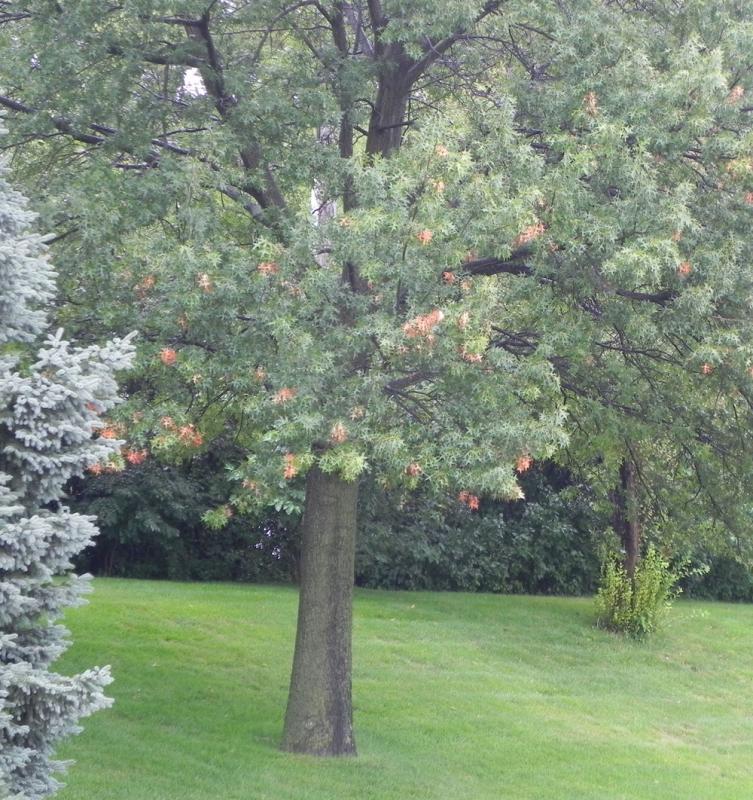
[727,85,745,104]
[178,424,203,447]
[272,387,297,405]
[159,348,177,366]
[513,222,546,248]
[124,448,148,465]
[458,490,480,511]
[283,453,298,480]
[584,91,598,116]
[459,347,483,363]
[330,422,348,444]
[403,309,444,338]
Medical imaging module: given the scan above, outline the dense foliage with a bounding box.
[71,456,753,600]
[70,455,297,583]
[356,466,601,594]
[2,0,753,561]
[682,554,753,602]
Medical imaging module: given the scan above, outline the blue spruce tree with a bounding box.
[0,124,135,799]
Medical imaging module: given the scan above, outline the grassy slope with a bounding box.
[55,580,753,800]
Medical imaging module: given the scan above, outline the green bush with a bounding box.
[70,455,299,583]
[356,466,602,595]
[681,554,753,602]
[595,546,681,639]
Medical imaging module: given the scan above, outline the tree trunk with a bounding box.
[366,46,413,158]
[611,458,641,578]
[281,466,358,756]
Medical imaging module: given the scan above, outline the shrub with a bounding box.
[71,456,299,583]
[356,466,602,595]
[681,554,753,602]
[595,546,681,639]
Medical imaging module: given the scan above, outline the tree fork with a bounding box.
[281,466,358,756]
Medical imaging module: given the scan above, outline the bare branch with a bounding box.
[184,9,287,211]
[367,0,387,45]
[251,0,327,64]
[384,371,437,394]
[465,253,532,277]
[145,15,204,27]
[340,2,375,56]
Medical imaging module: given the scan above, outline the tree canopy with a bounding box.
[3,0,753,755]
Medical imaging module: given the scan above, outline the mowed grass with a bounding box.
[55,580,753,800]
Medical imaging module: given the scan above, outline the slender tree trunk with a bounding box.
[611,458,641,578]
[281,466,358,756]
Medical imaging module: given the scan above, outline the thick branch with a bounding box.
[183,9,286,211]
[340,2,375,56]
[384,371,436,394]
[367,0,387,46]
[614,287,677,306]
[0,93,268,221]
[146,15,204,27]
[464,251,677,306]
[0,93,192,154]
[407,0,507,82]
[106,43,206,69]
[465,253,532,277]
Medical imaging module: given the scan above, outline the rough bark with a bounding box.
[366,45,414,158]
[611,458,642,578]
[281,467,358,756]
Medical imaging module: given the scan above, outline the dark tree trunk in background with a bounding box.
[281,467,358,756]
[366,68,411,156]
[611,458,642,578]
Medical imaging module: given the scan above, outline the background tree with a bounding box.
[490,3,753,571]
[0,127,134,798]
[3,0,753,754]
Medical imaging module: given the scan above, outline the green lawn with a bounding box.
[56,580,753,800]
